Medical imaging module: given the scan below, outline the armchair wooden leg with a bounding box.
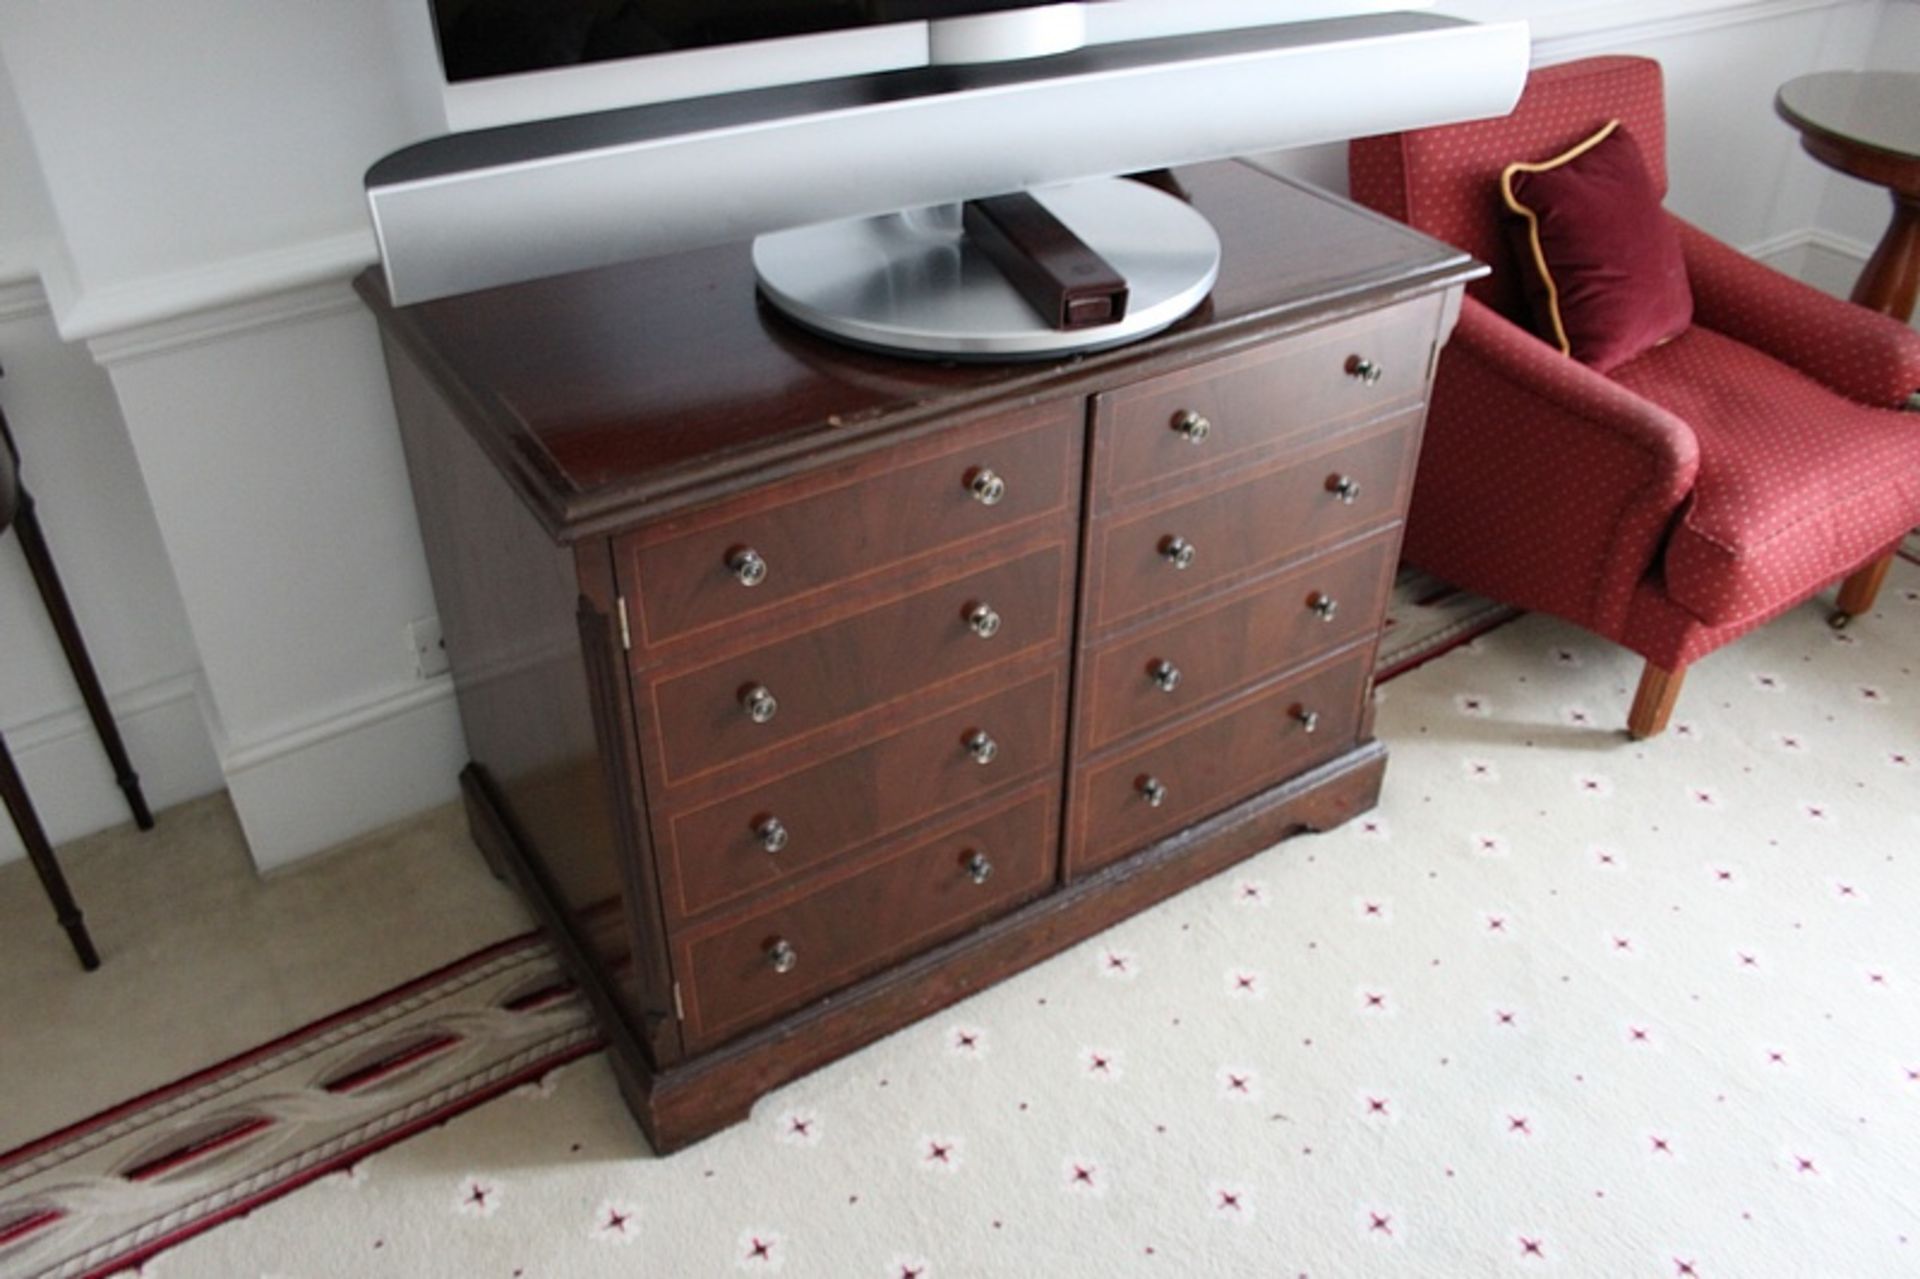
[1829,552,1895,630]
[1627,661,1685,740]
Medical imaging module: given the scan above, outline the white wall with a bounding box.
[0,0,1911,872]
[0,284,225,861]
[0,1,460,870]
[1259,0,1901,286]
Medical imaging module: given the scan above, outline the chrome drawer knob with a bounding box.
[967,467,1006,506]
[1160,536,1197,570]
[1309,593,1339,622]
[741,683,779,724]
[1171,409,1211,443]
[966,730,999,766]
[1149,659,1182,694]
[966,602,1002,639]
[755,816,789,854]
[965,851,994,885]
[1293,706,1321,734]
[1327,474,1362,504]
[1345,355,1384,386]
[1137,775,1168,808]
[767,938,798,974]
[727,546,768,587]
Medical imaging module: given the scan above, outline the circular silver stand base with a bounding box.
[752,177,1220,361]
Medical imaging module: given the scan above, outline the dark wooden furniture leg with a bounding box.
[9,487,154,830]
[0,730,100,970]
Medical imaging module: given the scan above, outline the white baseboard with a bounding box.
[0,672,224,862]
[219,679,466,873]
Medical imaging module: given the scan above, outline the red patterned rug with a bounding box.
[0,936,600,1279]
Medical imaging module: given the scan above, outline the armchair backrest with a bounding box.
[1350,56,1669,323]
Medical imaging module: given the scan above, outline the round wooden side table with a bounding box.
[1776,70,1920,321]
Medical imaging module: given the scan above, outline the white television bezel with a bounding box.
[435,0,1427,133]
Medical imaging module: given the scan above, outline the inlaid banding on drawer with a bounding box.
[1080,533,1396,754]
[646,543,1071,786]
[676,786,1058,1049]
[1092,299,1436,510]
[624,400,1082,654]
[1086,413,1419,635]
[1069,645,1373,876]
[662,669,1065,921]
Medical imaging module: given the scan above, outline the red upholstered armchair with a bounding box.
[1351,56,1920,736]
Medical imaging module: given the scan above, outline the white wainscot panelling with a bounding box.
[0,280,223,862]
[89,284,463,871]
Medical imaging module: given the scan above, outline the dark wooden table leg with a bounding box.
[1851,189,1920,321]
[0,731,101,970]
[12,487,154,830]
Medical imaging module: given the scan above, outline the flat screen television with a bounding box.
[423,1,1418,132]
[367,1,1528,356]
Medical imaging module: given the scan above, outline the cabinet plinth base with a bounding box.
[464,742,1386,1155]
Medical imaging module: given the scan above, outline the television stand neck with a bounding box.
[750,175,1219,360]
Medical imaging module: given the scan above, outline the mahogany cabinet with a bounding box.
[357,162,1479,1153]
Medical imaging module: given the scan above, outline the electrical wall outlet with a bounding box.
[407,616,449,679]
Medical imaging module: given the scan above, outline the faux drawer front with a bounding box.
[1080,532,1395,753]
[626,400,1081,653]
[1086,414,1417,634]
[663,668,1065,921]
[677,787,1057,1049]
[1070,646,1372,875]
[1093,300,1433,510]
[647,542,1071,786]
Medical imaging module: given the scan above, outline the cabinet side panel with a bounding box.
[380,333,661,1043]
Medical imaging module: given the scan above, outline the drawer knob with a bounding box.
[967,467,1007,506]
[1160,535,1197,571]
[1293,706,1321,734]
[966,601,1003,639]
[1137,775,1168,808]
[1345,355,1384,386]
[1309,592,1339,622]
[1327,474,1362,504]
[766,938,798,974]
[1171,409,1212,443]
[965,730,1000,766]
[741,683,779,724]
[965,851,994,885]
[727,546,769,587]
[755,815,789,854]
[1149,658,1182,694]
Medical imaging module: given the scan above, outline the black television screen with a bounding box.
[433,0,1071,83]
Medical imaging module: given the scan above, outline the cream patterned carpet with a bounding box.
[14,561,1920,1278]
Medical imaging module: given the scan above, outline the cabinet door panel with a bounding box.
[677,787,1057,1050]
[662,669,1064,921]
[645,543,1071,787]
[1093,301,1433,510]
[626,401,1081,655]
[1080,533,1395,753]
[1069,647,1373,875]
[1086,415,1417,635]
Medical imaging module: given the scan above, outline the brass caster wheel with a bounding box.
[1827,610,1853,631]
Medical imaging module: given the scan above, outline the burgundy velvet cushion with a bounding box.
[1502,121,1693,372]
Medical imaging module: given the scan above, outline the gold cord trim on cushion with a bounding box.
[1501,119,1622,358]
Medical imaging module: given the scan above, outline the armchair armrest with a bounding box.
[1675,216,1920,408]
[1410,296,1700,635]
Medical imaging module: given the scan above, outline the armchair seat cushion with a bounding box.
[1611,324,1920,626]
